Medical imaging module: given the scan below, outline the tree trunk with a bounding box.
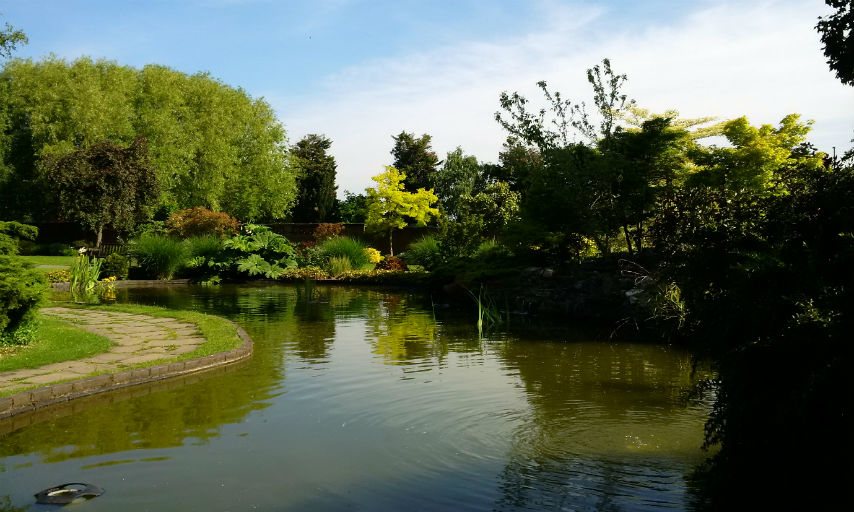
[388,229,394,257]
[622,223,634,256]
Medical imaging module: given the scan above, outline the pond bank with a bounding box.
[0,306,252,418]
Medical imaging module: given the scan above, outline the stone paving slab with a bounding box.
[0,307,204,395]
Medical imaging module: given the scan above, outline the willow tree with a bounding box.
[365,166,439,256]
[0,57,298,221]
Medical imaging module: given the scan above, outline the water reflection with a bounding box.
[0,284,709,511]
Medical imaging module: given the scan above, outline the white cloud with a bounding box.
[271,0,853,196]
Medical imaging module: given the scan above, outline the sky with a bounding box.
[2,0,852,196]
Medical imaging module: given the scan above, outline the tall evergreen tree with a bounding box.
[291,134,337,222]
[390,131,440,192]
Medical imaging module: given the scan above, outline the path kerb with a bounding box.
[0,307,253,419]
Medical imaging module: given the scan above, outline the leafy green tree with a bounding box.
[390,131,440,192]
[0,57,298,221]
[431,147,482,219]
[816,0,854,86]
[290,134,337,222]
[0,221,46,344]
[0,14,27,60]
[41,136,160,247]
[335,191,367,223]
[365,166,439,256]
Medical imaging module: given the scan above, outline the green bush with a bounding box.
[101,253,129,280]
[129,233,188,280]
[318,237,369,269]
[402,235,442,270]
[0,255,48,344]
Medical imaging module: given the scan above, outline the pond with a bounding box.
[0,284,712,511]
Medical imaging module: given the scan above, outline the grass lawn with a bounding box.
[19,255,77,267]
[0,314,113,372]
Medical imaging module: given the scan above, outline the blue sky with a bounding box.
[3,0,852,195]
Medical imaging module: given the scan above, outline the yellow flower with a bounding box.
[364,247,383,264]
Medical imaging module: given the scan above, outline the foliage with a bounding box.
[815,0,854,86]
[0,254,47,344]
[335,191,367,223]
[365,166,440,256]
[291,134,338,222]
[279,266,329,280]
[0,220,46,344]
[70,254,104,303]
[391,131,441,192]
[313,222,344,242]
[375,255,408,271]
[402,236,442,270]
[223,223,297,278]
[0,14,27,60]
[41,136,160,246]
[328,255,352,276]
[129,233,188,280]
[44,269,72,283]
[364,247,382,264]
[431,147,482,219]
[166,207,241,239]
[317,236,369,270]
[101,253,129,280]
[0,56,299,221]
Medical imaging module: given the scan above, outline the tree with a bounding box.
[42,136,160,247]
[0,14,27,60]
[335,191,367,223]
[816,0,854,86]
[0,57,299,222]
[390,131,440,192]
[290,134,337,222]
[431,147,482,219]
[365,166,439,256]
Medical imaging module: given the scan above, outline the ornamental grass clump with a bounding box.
[402,235,442,270]
[318,237,369,270]
[70,254,103,302]
[129,233,188,280]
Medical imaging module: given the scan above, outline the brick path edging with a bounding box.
[0,320,253,419]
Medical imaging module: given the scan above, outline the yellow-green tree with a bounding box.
[365,166,439,256]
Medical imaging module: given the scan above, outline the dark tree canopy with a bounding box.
[816,0,854,86]
[390,131,440,192]
[290,134,337,222]
[42,136,160,246]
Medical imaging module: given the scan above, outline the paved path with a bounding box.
[0,307,206,395]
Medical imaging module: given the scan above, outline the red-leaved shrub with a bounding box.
[313,222,344,242]
[166,207,241,238]
[374,255,408,271]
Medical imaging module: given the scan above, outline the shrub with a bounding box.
[129,233,188,280]
[45,269,72,283]
[101,253,129,280]
[186,235,224,261]
[295,241,324,267]
[318,237,369,269]
[313,222,345,242]
[0,255,47,344]
[364,247,383,264]
[166,207,241,238]
[328,256,352,276]
[402,235,442,270]
[375,255,408,271]
[280,266,329,280]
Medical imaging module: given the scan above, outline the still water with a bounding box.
[1,284,711,511]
